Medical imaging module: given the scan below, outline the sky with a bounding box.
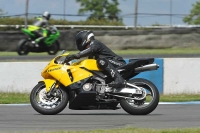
[0,0,198,26]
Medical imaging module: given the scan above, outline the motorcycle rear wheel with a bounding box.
[17,39,29,55]
[47,40,60,55]
[120,78,159,115]
[30,82,68,115]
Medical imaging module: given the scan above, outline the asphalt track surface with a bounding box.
[0,104,200,132]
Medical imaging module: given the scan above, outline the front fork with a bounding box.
[41,79,59,97]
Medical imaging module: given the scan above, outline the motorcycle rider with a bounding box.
[28,11,51,47]
[64,30,126,90]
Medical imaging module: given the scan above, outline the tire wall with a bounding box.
[1,28,200,51]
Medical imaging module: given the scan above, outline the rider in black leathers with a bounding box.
[65,30,126,89]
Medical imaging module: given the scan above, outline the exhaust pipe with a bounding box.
[135,64,159,72]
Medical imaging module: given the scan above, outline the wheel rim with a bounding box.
[125,82,155,108]
[35,86,63,110]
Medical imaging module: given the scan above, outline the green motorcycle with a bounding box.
[17,25,60,55]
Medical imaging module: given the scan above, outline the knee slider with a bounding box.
[97,58,108,69]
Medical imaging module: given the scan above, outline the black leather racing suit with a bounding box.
[76,40,126,87]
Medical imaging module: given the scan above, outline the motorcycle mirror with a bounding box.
[60,50,66,55]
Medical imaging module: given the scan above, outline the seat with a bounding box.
[117,58,154,71]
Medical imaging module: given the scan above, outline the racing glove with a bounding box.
[64,47,93,63]
[64,54,80,63]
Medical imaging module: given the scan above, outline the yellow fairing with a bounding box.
[72,59,101,71]
[42,59,100,87]
[28,25,40,31]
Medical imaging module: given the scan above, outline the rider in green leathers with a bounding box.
[28,11,51,47]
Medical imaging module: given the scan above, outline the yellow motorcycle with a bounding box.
[30,50,160,115]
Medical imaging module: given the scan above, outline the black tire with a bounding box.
[120,78,159,115]
[47,40,60,55]
[30,82,68,115]
[17,39,29,55]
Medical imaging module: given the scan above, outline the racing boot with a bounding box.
[31,41,39,47]
[97,58,126,91]
[33,37,46,47]
[107,68,126,89]
[102,63,126,89]
[35,37,45,44]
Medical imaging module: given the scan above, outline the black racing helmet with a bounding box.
[75,30,94,51]
[43,11,51,20]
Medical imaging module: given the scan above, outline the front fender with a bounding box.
[40,79,56,92]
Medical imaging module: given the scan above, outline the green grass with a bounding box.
[27,127,200,133]
[1,48,200,56]
[1,93,200,104]
[0,51,78,56]
[0,52,49,56]
[161,94,200,102]
[0,93,30,104]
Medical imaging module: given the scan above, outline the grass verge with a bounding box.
[161,94,200,102]
[0,93,30,104]
[1,93,200,104]
[27,127,200,133]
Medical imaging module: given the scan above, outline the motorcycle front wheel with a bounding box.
[30,82,68,115]
[120,78,159,115]
[17,39,29,55]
